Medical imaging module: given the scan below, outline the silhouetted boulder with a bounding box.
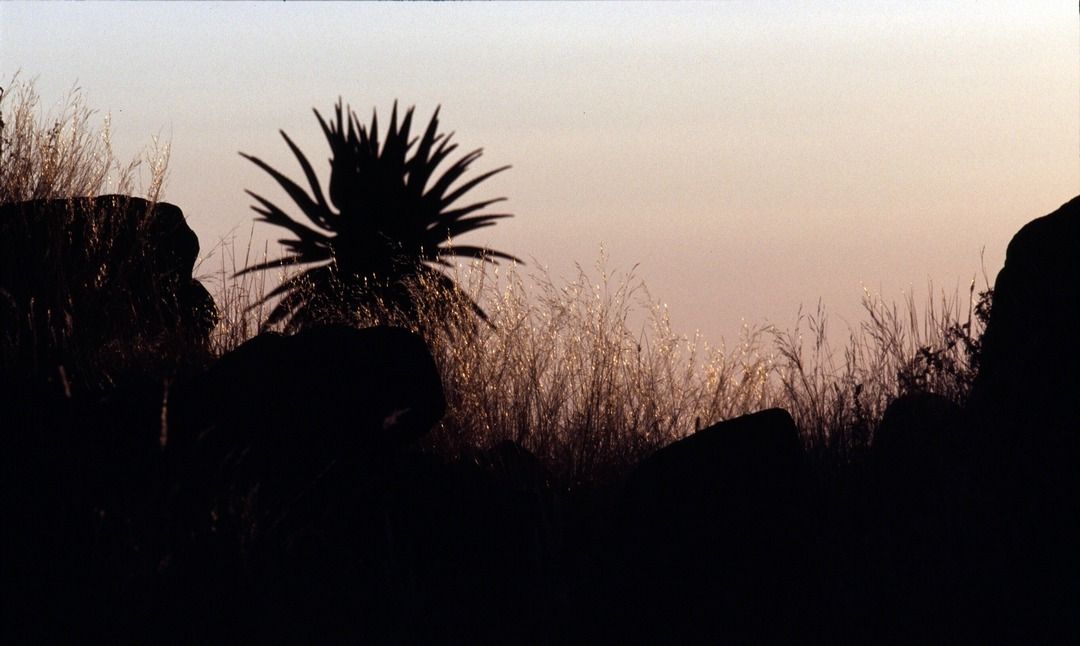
[154,325,447,639]
[474,440,563,587]
[170,324,442,533]
[964,195,1080,642]
[374,441,563,643]
[873,392,964,487]
[970,194,1080,435]
[225,438,563,643]
[0,371,178,643]
[473,440,563,584]
[870,391,966,553]
[0,193,217,640]
[965,195,1080,510]
[866,393,967,639]
[0,195,216,391]
[610,408,807,641]
[172,325,444,486]
[617,408,803,549]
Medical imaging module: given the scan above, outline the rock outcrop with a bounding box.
[964,195,1080,642]
[969,194,1080,436]
[170,325,445,501]
[0,195,216,390]
[872,391,965,489]
[610,408,807,642]
[866,393,967,640]
[157,325,449,640]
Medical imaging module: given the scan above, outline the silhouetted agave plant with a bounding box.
[238,100,519,331]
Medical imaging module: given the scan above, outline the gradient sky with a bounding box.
[2,1,1077,347]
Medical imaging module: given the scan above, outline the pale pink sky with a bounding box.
[2,1,1077,346]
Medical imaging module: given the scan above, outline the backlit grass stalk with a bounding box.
[1,75,176,392]
[302,253,780,484]
[0,74,170,203]
[218,240,987,483]
[771,282,989,462]
[202,229,275,356]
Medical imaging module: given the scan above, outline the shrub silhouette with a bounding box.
[239,100,519,331]
[897,287,992,401]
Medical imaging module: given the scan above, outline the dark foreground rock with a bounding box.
[162,325,447,632]
[0,195,216,391]
[6,196,1080,643]
[172,324,445,455]
[871,391,967,516]
[2,324,452,642]
[863,392,968,641]
[964,195,1080,642]
[606,408,809,642]
[969,194,1080,435]
[160,439,564,644]
[0,194,218,642]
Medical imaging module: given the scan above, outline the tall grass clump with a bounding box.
[297,253,774,484]
[772,281,991,463]
[0,74,169,203]
[228,233,990,484]
[201,230,277,357]
[1,75,178,394]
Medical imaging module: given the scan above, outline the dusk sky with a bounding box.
[2,1,1077,346]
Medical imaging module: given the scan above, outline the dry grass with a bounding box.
[0,73,170,203]
[200,228,277,356]
[3,73,990,484]
[239,253,773,484]
[216,242,988,484]
[1,75,179,392]
[771,281,989,464]
[411,255,775,485]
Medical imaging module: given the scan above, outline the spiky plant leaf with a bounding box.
[239,100,519,332]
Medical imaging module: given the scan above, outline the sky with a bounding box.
[2,1,1077,347]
